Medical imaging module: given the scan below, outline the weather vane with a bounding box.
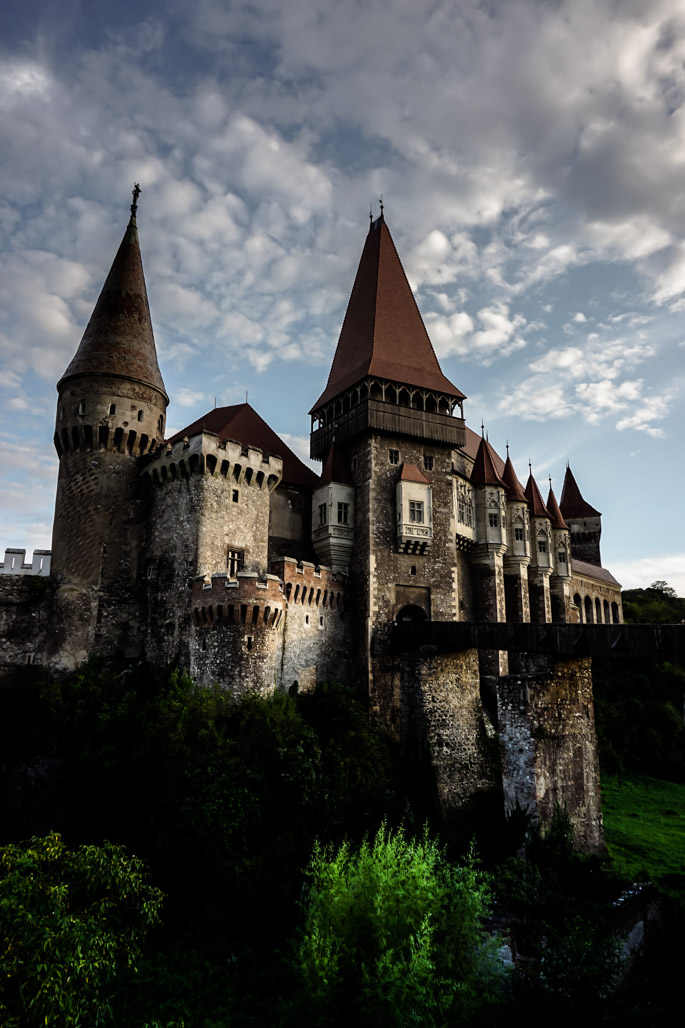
[131,182,141,218]
[379,194,384,216]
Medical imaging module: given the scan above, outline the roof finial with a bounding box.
[506,440,510,456]
[379,194,384,217]
[369,204,373,225]
[481,419,485,438]
[529,459,532,475]
[130,182,141,219]
[549,474,553,488]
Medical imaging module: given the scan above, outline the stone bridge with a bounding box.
[392,621,685,662]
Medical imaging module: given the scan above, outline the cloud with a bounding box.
[426,302,526,364]
[610,553,685,596]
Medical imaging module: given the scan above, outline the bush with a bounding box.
[292,824,503,1027]
[0,832,163,1027]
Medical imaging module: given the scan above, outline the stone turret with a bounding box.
[312,443,355,570]
[560,465,602,567]
[48,187,168,667]
[547,481,572,622]
[524,471,552,623]
[501,449,531,623]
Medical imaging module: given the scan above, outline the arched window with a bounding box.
[595,597,602,623]
[109,403,117,416]
[603,600,610,623]
[584,596,593,623]
[611,601,620,624]
[573,593,582,621]
[137,409,144,421]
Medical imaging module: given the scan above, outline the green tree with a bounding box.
[293,824,503,1027]
[0,832,163,1027]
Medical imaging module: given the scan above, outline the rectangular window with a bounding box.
[423,454,434,471]
[232,489,239,503]
[558,551,566,564]
[337,502,349,525]
[389,449,400,465]
[488,512,499,528]
[456,483,474,528]
[409,500,424,523]
[514,526,524,542]
[318,503,327,525]
[227,548,244,577]
[538,540,547,553]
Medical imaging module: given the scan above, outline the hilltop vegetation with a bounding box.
[0,657,682,1025]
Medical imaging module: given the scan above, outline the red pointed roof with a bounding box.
[560,466,601,518]
[470,435,506,487]
[59,208,167,400]
[501,453,527,503]
[311,215,465,411]
[462,426,505,475]
[524,474,551,518]
[546,485,569,530]
[169,403,318,488]
[399,462,432,484]
[320,443,353,485]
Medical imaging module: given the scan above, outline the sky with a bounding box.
[1,0,684,594]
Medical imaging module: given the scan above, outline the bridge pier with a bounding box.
[497,657,605,852]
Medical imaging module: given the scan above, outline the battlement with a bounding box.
[142,431,284,492]
[192,571,285,630]
[273,557,347,611]
[0,549,51,576]
[54,423,160,458]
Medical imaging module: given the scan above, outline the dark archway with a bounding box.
[395,604,428,623]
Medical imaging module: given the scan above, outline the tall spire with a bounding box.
[525,472,551,518]
[560,466,601,517]
[58,187,168,401]
[311,215,464,411]
[501,451,527,502]
[470,434,506,487]
[546,484,569,530]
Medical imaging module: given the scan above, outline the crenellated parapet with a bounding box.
[274,557,347,612]
[1,548,51,576]
[191,571,285,630]
[142,431,283,493]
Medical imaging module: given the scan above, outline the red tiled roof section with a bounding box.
[399,462,432,484]
[560,466,601,518]
[168,403,319,488]
[524,474,551,518]
[320,443,353,485]
[546,485,569,530]
[501,454,527,502]
[59,215,168,400]
[311,216,465,411]
[462,427,505,475]
[470,436,505,487]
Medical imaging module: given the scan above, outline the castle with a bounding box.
[0,190,624,850]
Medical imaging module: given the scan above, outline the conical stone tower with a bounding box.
[49,186,168,666]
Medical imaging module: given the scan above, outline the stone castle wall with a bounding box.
[497,657,604,851]
[275,558,349,691]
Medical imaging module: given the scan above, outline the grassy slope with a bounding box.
[601,775,685,889]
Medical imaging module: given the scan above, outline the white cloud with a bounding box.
[610,554,685,596]
[426,302,526,364]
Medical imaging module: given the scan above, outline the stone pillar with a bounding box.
[497,657,605,853]
[398,649,496,816]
